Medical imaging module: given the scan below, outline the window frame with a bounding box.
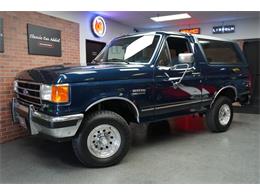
[156,40,172,67]
[197,38,244,66]
[155,35,194,67]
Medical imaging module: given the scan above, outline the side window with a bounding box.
[167,37,191,65]
[157,36,191,66]
[157,43,171,66]
[199,38,243,65]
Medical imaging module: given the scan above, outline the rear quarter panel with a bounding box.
[196,39,249,100]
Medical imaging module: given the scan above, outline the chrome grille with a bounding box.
[16,80,42,109]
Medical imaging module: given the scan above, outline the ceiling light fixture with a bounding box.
[151,13,191,22]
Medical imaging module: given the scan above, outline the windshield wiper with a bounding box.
[107,58,130,64]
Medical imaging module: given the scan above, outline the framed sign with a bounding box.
[27,24,61,56]
[179,28,200,34]
[213,25,235,34]
[92,16,106,38]
[0,17,3,53]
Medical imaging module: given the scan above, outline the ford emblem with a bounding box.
[23,89,29,95]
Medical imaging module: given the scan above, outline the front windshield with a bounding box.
[94,34,160,64]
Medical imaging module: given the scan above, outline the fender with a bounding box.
[85,96,140,123]
[210,85,238,108]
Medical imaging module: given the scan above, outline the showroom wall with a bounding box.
[0,12,80,143]
[140,17,260,40]
[41,11,134,64]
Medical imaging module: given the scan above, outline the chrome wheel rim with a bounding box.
[218,104,231,126]
[87,124,121,158]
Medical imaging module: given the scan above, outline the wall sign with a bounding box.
[0,17,4,53]
[27,24,61,56]
[213,25,235,34]
[179,28,200,34]
[92,16,106,38]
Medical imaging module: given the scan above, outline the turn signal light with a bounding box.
[51,84,69,103]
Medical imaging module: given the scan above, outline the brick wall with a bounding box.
[0,12,80,143]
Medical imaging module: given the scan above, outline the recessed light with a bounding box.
[151,13,191,22]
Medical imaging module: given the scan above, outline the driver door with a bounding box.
[153,35,202,118]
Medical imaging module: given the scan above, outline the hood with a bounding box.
[15,64,152,84]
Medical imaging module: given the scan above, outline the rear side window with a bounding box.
[199,39,243,65]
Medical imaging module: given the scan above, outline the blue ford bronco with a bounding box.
[12,31,250,167]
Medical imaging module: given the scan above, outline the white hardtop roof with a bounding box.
[119,31,233,42]
[193,34,233,42]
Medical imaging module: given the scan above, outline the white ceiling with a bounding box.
[94,11,259,30]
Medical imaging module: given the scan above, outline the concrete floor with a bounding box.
[0,113,259,184]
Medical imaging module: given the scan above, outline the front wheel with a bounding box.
[72,110,131,167]
[206,96,233,133]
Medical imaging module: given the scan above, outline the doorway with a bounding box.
[86,39,106,64]
[235,39,260,114]
[243,39,260,113]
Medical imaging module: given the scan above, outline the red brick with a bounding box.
[0,11,80,143]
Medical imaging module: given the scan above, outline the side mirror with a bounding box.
[178,53,194,64]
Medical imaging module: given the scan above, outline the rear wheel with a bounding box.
[72,110,131,167]
[206,96,233,133]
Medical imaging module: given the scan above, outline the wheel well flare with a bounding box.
[85,97,139,123]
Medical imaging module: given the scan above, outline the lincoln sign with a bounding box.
[212,25,235,34]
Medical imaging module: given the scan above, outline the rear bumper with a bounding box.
[12,98,83,139]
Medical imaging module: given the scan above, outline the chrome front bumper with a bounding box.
[12,98,84,138]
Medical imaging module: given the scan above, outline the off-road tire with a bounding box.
[72,110,131,167]
[206,96,233,133]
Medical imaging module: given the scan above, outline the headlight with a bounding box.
[40,84,69,103]
[40,84,52,101]
[13,80,18,92]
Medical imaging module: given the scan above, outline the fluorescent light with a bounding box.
[151,13,191,22]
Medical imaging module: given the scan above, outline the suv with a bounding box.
[12,31,250,167]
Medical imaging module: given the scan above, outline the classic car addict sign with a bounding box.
[0,17,4,53]
[27,24,61,56]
